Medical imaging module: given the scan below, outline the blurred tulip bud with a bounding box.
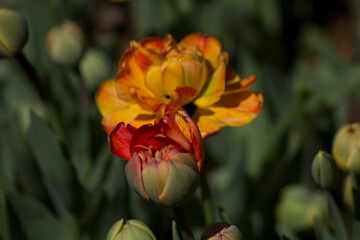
[311,150,339,189]
[46,20,85,66]
[333,123,360,173]
[201,222,243,240]
[0,8,28,58]
[275,185,327,233]
[107,218,156,240]
[108,111,204,207]
[79,48,113,90]
[343,175,354,209]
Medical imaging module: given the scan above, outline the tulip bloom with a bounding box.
[109,111,203,207]
[96,33,263,138]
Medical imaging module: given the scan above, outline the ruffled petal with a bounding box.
[108,122,137,160]
[180,33,222,69]
[194,58,226,107]
[174,111,204,172]
[208,91,264,127]
[192,108,225,139]
[224,68,257,94]
[95,79,130,116]
[101,104,156,133]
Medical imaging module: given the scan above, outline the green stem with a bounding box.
[15,53,47,100]
[73,66,91,117]
[201,172,215,226]
[173,206,194,239]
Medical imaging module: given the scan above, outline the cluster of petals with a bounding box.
[108,110,203,171]
[96,33,264,139]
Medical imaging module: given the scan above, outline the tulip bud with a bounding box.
[333,123,360,173]
[125,147,200,208]
[0,8,28,58]
[107,218,156,240]
[79,48,113,90]
[311,150,339,189]
[46,20,85,66]
[201,222,243,240]
[275,185,327,233]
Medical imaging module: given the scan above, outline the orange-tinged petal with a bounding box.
[192,108,225,139]
[101,104,156,133]
[208,91,264,127]
[174,111,204,171]
[180,33,222,69]
[115,74,154,102]
[163,87,197,116]
[144,66,167,97]
[108,122,137,160]
[140,34,176,54]
[95,79,130,116]
[224,68,257,94]
[194,59,226,107]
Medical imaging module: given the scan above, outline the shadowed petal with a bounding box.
[108,122,137,160]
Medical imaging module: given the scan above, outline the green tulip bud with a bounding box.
[275,185,328,233]
[201,222,243,240]
[0,8,28,58]
[107,219,156,240]
[79,48,113,90]
[311,150,339,189]
[333,123,360,173]
[46,20,85,66]
[126,148,200,208]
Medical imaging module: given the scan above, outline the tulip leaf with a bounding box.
[314,219,335,240]
[7,193,75,240]
[327,193,348,240]
[172,220,181,240]
[0,190,10,240]
[27,113,74,221]
[352,220,360,240]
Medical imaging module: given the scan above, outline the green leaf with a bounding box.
[8,193,75,240]
[314,219,335,240]
[0,190,10,240]
[27,113,74,222]
[327,193,348,240]
[172,220,181,240]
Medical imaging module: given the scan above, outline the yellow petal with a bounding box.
[194,59,226,107]
[208,91,264,127]
[144,66,168,97]
[192,108,225,139]
[101,104,156,133]
[180,33,222,69]
[95,79,130,115]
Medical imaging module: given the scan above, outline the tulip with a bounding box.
[201,222,243,240]
[332,123,360,173]
[108,111,203,207]
[96,33,263,138]
[311,150,339,189]
[46,20,85,66]
[107,218,156,240]
[0,8,28,58]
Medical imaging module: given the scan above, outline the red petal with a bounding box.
[108,122,137,160]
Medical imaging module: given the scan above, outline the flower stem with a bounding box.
[201,172,215,226]
[15,53,47,100]
[73,66,91,117]
[173,206,194,239]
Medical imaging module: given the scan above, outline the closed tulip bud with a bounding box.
[201,222,243,240]
[126,146,200,207]
[333,123,360,173]
[107,219,156,240]
[108,111,204,207]
[311,151,339,189]
[0,8,28,58]
[46,20,85,66]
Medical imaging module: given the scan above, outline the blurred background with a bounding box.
[1,0,360,239]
